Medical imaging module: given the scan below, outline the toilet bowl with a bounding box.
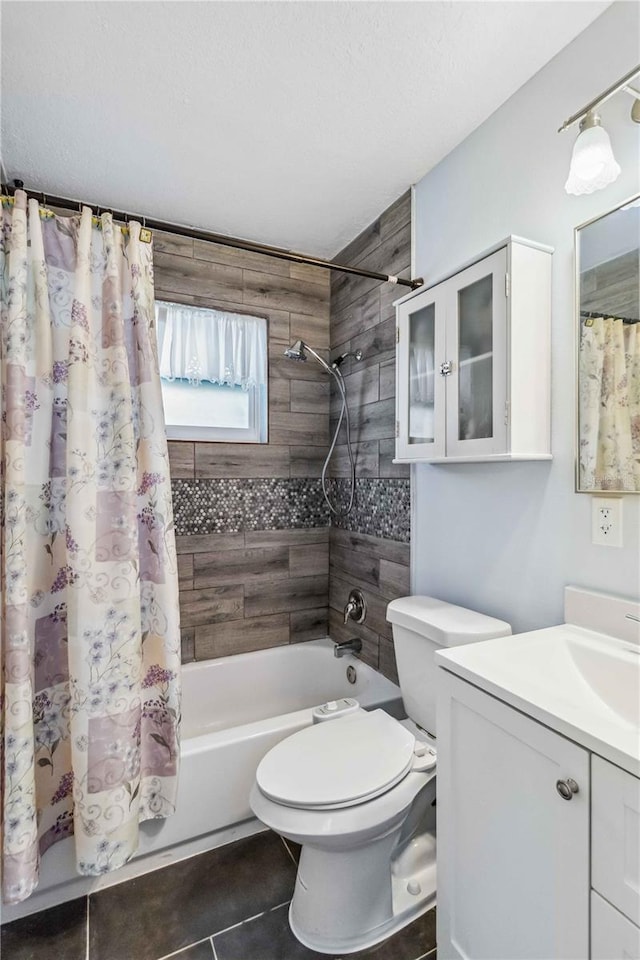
[250,596,511,955]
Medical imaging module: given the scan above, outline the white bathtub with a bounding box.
[3,638,403,921]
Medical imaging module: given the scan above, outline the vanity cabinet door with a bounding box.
[592,755,640,926]
[591,891,640,960]
[436,670,590,960]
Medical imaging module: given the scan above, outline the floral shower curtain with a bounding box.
[1,191,181,904]
[579,315,640,491]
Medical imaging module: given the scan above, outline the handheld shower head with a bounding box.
[283,340,307,362]
[283,338,358,518]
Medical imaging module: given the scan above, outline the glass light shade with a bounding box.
[565,123,621,195]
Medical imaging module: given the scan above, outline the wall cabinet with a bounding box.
[395,237,553,463]
[437,669,640,960]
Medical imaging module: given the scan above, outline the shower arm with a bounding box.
[298,343,334,377]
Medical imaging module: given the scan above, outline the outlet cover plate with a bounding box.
[591,497,623,548]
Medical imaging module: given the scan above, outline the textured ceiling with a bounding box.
[1,1,610,257]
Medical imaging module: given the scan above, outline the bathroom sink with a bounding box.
[439,624,639,726]
[435,587,640,777]
[566,630,640,726]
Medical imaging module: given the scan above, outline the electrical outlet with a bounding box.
[592,497,623,547]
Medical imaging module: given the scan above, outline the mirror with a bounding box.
[155,300,268,443]
[576,196,640,493]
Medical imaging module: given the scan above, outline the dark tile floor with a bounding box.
[1,831,437,960]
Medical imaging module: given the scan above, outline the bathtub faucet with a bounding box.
[333,638,363,658]
[343,589,366,624]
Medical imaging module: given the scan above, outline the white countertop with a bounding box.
[436,622,640,778]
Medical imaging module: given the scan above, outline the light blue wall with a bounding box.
[411,2,640,633]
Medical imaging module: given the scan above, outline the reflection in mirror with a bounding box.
[154,301,268,443]
[409,303,436,444]
[577,197,640,492]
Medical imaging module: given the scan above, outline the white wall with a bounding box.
[412,2,640,633]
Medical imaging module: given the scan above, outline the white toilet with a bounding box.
[250,596,511,954]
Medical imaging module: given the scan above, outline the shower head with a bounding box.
[284,339,337,379]
[283,340,307,362]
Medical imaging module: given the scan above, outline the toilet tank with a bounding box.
[386,596,511,735]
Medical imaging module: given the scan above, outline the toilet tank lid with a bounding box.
[386,596,511,646]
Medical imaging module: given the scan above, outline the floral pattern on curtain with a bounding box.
[1,191,181,904]
[579,315,640,491]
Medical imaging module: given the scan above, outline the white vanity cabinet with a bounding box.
[436,670,590,960]
[395,236,552,463]
[591,755,640,953]
[437,668,640,960]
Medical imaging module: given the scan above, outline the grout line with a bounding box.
[209,935,219,959]
[157,899,293,959]
[156,935,216,960]
[267,900,290,914]
[280,836,298,867]
[415,947,437,960]
[209,899,291,943]
[209,906,271,938]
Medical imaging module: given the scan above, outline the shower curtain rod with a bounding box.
[2,182,423,291]
[581,309,639,324]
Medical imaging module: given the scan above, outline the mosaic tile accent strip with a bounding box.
[328,478,410,543]
[171,478,330,535]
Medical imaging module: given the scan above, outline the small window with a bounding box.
[155,300,268,443]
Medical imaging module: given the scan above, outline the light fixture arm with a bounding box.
[558,63,640,133]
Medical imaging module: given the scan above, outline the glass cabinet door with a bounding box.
[396,287,446,460]
[409,303,436,445]
[446,248,508,458]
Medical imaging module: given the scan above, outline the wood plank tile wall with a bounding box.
[328,191,412,683]
[581,250,639,319]
[153,232,331,660]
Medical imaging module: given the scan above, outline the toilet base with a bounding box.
[288,830,437,955]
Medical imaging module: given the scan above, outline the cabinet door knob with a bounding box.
[556,778,579,800]
[440,360,453,376]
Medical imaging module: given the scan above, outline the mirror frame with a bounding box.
[574,192,640,494]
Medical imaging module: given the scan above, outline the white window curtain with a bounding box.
[410,344,435,405]
[155,301,267,390]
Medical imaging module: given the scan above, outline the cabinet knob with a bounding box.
[440,360,453,376]
[556,778,579,800]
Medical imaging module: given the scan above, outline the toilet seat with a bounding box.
[256,709,416,810]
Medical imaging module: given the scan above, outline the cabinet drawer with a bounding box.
[592,755,640,925]
[591,891,640,960]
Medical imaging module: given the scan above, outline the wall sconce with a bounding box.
[559,63,640,196]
